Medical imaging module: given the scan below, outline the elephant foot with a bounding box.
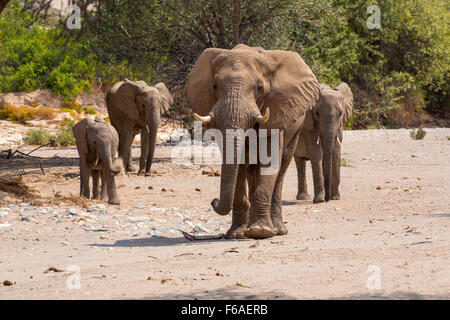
[296,192,311,201]
[331,193,340,200]
[244,218,276,239]
[225,224,248,239]
[126,164,136,173]
[271,215,288,236]
[313,196,325,204]
[108,198,120,205]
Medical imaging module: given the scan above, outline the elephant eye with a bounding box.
[212,83,217,90]
[257,85,263,91]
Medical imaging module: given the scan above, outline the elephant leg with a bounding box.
[79,155,90,199]
[118,122,136,173]
[91,169,101,200]
[310,154,325,203]
[100,170,108,202]
[245,166,277,239]
[145,118,159,175]
[294,156,311,200]
[226,165,250,239]
[102,166,120,205]
[245,132,284,239]
[139,128,149,174]
[308,136,325,203]
[271,129,300,235]
[331,132,342,200]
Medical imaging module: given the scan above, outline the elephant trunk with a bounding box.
[321,133,334,202]
[211,134,243,216]
[98,143,121,174]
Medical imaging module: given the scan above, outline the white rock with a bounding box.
[195,224,210,233]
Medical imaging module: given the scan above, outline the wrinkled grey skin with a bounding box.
[185,44,320,239]
[106,80,173,175]
[72,117,122,205]
[294,83,353,203]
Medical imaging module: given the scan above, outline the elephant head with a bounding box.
[73,117,121,174]
[185,44,320,215]
[111,80,173,131]
[303,82,353,201]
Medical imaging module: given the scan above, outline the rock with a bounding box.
[133,204,145,209]
[19,203,30,207]
[87,205,97,212]
[20,216,31,222]
[62,208,77,216]
[0,211,9,216]
[0,223,12,228]
[194,224,210,233]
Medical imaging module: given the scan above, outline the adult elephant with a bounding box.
[106,80,173,175]
[294,83,353,203]
[185,44,320,239]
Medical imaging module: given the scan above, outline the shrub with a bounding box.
[0,104,57,124]
[54,126,76,147]
[23,129,53,145]
[103,117,110,123]
[410,127,427,140]
[83,107,97,115]
[63,101,83,114]
[60,117,76,127]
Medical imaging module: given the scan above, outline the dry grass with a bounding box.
[0,176,38,199]
[0,176,93,208]
[0,104,58,124]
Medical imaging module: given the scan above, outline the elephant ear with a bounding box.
[335,82,353,124]
[108,80,145,120]
[262,50,320,130]
[154,82,173,115]
[72,119,90,155]
[184,48,227,116]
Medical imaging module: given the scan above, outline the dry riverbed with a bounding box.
[0,128,449,299]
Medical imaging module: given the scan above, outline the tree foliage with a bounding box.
[1,0,448,127]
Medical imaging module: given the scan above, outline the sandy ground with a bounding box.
[0,128,449,299]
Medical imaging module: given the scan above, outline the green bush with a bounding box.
[410,127,426,140]
[23,129,53,145]
[83,107,97,115]
[0,2,96,100]
[23,126,75,146]
[54,126,76,147]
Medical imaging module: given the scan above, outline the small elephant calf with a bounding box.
[73,116,123,205]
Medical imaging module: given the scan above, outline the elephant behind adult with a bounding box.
[106,80,173,174]
[185,44,320,239]
[294,83,353,203]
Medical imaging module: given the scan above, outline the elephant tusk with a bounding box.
[336,136,342,146]
[144,124,150,133]
[316,136,321,145]
[194,113,212,124]
[256,108,270,124]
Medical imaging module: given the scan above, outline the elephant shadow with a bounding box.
[89,235,233,248]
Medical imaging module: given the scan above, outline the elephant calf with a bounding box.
[73,116,123,205]
[294,83,353,203]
